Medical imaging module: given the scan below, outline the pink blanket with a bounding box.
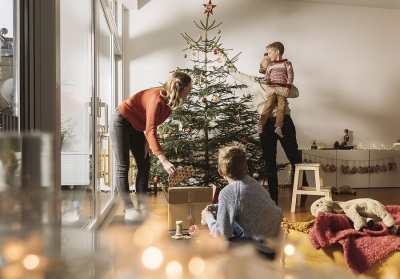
[309,205,400,274]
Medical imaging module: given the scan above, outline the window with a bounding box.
[0,0,18,132]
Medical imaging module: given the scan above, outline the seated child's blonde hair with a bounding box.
[218,145,248,180]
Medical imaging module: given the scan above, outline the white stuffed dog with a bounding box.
[311,197,400,235]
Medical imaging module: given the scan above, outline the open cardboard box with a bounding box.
[163,186,214,230]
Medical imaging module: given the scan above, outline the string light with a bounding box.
[284,244,295,256]
[165,261,183,278]
[142,247,163,270]
[23,254,40,270]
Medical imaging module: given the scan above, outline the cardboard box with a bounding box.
[164,186,213,230]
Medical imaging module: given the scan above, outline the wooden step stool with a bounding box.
[290,163,332,212]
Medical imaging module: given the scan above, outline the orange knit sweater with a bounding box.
[118,88,171,156]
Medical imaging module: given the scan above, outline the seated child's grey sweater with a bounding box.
[204,175,283,253]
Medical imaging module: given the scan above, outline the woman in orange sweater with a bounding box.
[109,71,192,221]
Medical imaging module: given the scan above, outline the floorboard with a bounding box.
[100,186,400,230]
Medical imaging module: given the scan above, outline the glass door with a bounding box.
[96,0,115,222]
[60,0,94,227]
[60,0,118,228]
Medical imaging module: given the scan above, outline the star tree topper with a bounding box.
[204,0,217,14]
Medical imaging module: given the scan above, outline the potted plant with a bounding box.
[61,116,75,145]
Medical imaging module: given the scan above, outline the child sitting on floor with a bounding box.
[201,145,283,259]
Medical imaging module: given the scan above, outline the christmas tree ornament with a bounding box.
[203,0,216,15]
[241,138,248,144]
[253,172,260,179]
[198,34,203,40]
[188,44,192,49]
[212,95,220,103]
[192,52,197,56]
[183,54,187,58]
[198,129,205,137]
[237,104,243,111]
[202,97,207,103]
[188,225,199,236]
[186,127,192,133]
[153,175,159,183]
[194,79,199,85]
[236,114,241,122]
[209,120,217,128]
[217,29,221,34]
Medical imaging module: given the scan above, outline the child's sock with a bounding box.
[275,127,283,138]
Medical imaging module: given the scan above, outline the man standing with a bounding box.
[214,48,307,206]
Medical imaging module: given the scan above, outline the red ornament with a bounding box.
[153,175,159,183]
[186,127,192,133]
[202,97,207,103]
[203,0,217,15]
[241,138,248,144]
[188,225,199,236]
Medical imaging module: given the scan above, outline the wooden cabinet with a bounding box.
[301,149,400,188]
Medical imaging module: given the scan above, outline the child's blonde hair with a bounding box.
[218,145,248,180]
[162,71,192,110]
[266,41,285,55]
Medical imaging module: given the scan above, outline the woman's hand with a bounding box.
[162,160,176,175]
[157,154,176,175]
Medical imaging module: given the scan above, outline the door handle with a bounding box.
[98,100,109,134]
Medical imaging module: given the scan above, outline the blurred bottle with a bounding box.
[343,129,349,143]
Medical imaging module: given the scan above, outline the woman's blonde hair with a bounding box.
[161,71,192,110]
[218,145,248,180]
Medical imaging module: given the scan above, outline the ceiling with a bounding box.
[287,0,400,9]
[120,0,400,10]
[118,0,138,10]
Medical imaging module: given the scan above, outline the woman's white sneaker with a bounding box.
[125,208,143,222]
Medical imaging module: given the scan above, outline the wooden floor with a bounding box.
[100,186,400,230]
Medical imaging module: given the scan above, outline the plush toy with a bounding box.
[311,197,400,235]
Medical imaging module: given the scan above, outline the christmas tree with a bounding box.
[150,1,272,189]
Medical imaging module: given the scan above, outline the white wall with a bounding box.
[123,0,400,155]
[0,0,13,36]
